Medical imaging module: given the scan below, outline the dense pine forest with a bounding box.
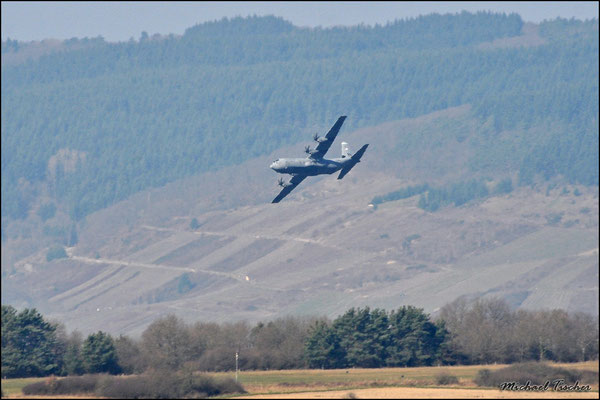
[1,12,598,223]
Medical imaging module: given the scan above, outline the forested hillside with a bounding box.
[2,12,597,225]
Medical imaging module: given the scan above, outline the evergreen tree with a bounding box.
[304,306,449,368]
[333,307,389,368]
[62,331,85,375]
[386,306,443,367]
[1,305,60,377]
[68,224,78,247]
[81,331,121,374]
[304,320,345,369]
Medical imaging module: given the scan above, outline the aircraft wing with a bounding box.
[272,175,307,203]
[309,116,346,159]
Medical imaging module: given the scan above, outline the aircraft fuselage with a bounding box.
[270,157,348,176]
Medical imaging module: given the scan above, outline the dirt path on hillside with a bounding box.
[238,386,598,399]
[141,224,349,251]
[70,253,244,280]
[68,254,289,293]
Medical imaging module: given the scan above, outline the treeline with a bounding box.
[2,299,598,378]
[3,12,523,82]
[440,298,599,364]
[304,306,447,368]
[1,14,597,222]
[372,178,513,211]
[371,184,430,207]
[418,179,492,211]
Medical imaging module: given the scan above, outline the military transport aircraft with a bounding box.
[270,116,369,203]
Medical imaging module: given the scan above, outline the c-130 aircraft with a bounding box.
[270,116,368,203]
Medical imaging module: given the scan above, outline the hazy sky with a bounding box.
[2,1,598,42]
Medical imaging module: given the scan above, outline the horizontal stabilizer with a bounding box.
[351,143,369,161]
[337,144,368,180]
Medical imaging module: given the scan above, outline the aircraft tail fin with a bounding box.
[341,142,349,158]
[337,144,368,180]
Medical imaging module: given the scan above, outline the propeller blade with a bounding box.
[313,133,320,142]
[304,145,311,154]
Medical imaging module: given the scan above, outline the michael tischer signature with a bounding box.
[500,379,591,392]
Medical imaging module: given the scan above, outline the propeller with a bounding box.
[313,133,320,142]
[304,145,312,154]
[277,177,286,187]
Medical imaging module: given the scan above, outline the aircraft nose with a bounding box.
[270,162,276,170]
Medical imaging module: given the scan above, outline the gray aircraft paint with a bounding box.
[270,116,368,203]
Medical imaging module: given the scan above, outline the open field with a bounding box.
[216,361,599,398]
[237,386,600,398]
[1,378,44,397]
[2,361,598,398]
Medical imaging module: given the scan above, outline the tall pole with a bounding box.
[235,351,239,382]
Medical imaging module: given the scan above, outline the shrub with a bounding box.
[37,202,56,221]
[22,371,245,398]
[95,375,159,399]
[475,369,492,386]
[208,376,246,395]
[435,372,459,385]
[179,373,245,398]
[493,178,513,195]
[22,375,101,395]
[475,363,598,388]
[46,245,67,261]
[545,212,563,225]
[58,375,101,394]
[95,371,246,398]
[22,380,51,395]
